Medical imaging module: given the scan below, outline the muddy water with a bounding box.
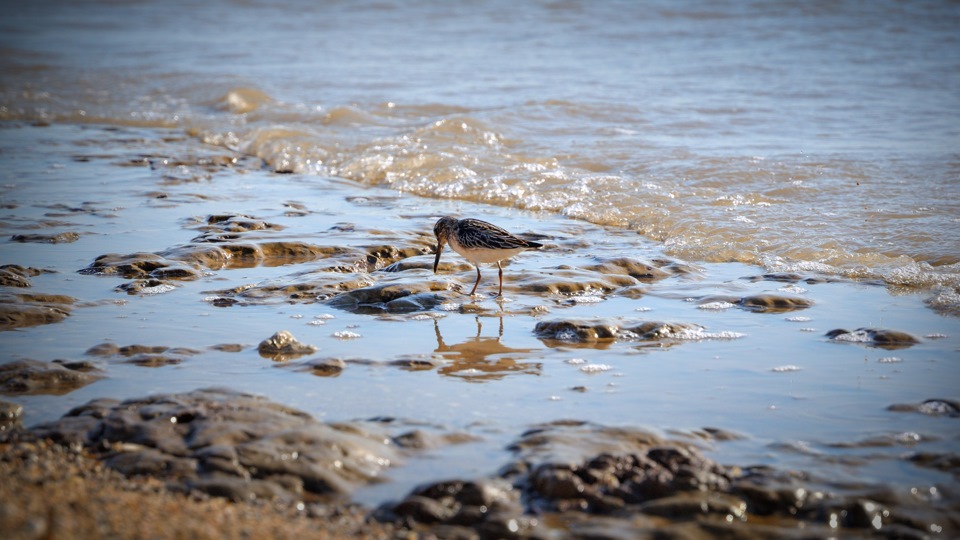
[1,123,958,536]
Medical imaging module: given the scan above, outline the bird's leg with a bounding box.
[497,261,503,297]
[469,265,482,296]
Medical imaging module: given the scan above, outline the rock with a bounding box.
[282,358,346,377]
[738,294,813,313]
[115,279,176,295]
[10,232,80,244]
[381,478,524,531]
[79,252,201,281]
[582,257,672,281]
[0,399,23,432]
[0,266,34,287]
[533,320,620,342]
[257,331,318,361]
[826,328,920,349]
[887,398,960,417]
[0,359,103,395]
[520,269,638,295]
[533,319,702,343]
[0,292,74,330]
[29,388,400,502]
[327,282,447,314]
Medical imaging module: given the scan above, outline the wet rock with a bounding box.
[534,319,702,343]
[282,358,346,377]
[0,399,23,432]
[257,330,318,361]
[534,320,619,342]
[10,232,80,244]
[83,343,199,367]
[0,359,103,396]
[115,279,177,295]
[364,245,429,270]
[738,294,813,313]
[887,398,960,417]
[826,328,920,349]
[79,252,201,281]
[0,265,42,287]
[905,451,960,474]
[522,269,638,295]
[380,478,525,532]
[327,281,447,314]
[0,293,74,330]
[29,388,400,502]
[582,257,672,282]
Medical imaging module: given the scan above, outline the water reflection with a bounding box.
[433,317,541,381]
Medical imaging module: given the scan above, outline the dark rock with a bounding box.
[534,319,702,343]
[10,232,80,244]
[0,399,23,432]
[738,294,813,313]
[115,279,176,294]
[826,328,920,349]
[0,359,103,396]
[282,358,346,377]
[327,281,447,313]
[887,398,960,417]
[29,388,399,502]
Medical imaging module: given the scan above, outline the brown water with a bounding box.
[1,0,959,535]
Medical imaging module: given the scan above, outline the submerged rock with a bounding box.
[10,232,80,244]
[738,294,813,313]
[327,281,448,314]
[79,252,202,281]
[826,328,920,349]
[378,420,958,538]
[257,330,318,361]
[534,319,703,343]
[0,265,50,287]
[887,398,960,417]
[29,388,400,502]
[0,293,74,330]
[0,359,103,395]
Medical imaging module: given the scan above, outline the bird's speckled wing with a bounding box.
[455,218,542,250]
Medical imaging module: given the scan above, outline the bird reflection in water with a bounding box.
[433,317,541,381]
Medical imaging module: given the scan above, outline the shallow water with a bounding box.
[1,124,958,519]
[1,1,959,534]
[2,0,959,307]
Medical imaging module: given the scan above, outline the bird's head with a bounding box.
[433,216,456,273]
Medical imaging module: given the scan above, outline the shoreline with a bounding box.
[1,121,958,538]
[0,437,402,540]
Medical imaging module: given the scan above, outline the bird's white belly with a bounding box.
[449,242,525,265]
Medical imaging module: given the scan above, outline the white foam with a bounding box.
[333,331,361,339]
[698,301,736,310]
[673,328,745,340]
[579,363,613,373]
[771,365,802,372]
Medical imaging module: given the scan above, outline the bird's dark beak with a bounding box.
[433,243,443,273]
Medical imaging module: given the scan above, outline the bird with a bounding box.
[433,216,543,296]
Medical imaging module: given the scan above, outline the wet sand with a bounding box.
[1,123,959,538]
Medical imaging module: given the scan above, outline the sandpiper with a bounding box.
[433,216,543,296]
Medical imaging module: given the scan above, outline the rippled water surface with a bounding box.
[1,0,959,534]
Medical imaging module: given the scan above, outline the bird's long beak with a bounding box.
[433,243,443,273]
